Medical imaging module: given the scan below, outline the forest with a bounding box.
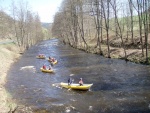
[0,1,51,51]
[52,0,150,64]
[0,0,150,64]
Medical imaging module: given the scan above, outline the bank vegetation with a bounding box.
[52,0,150,64]
[0,0,51,112]
[0,0,51,51]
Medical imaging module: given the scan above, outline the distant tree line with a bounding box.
[52,0,150,63]
[0,0,44,50]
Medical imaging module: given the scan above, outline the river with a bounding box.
[5,39,150,113]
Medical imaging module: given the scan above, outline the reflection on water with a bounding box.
[6,39,150,113]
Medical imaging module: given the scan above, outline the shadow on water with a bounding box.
[5,39,150,113]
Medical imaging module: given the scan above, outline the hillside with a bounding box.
[41,22,52,29]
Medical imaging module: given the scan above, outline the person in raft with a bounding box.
[68,77,72,85]
[39,54,41,57]
[52,58,55,62]
[43,64,46,70]
[79,78,83,86]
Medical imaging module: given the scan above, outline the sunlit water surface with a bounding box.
[6,39,150,113]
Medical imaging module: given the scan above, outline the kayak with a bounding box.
[48,59,58,65]
[40,68,54,73]
[60,82,93,90]
[36,56,46,59]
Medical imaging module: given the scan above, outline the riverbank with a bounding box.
[0,41,21,112]
[81,45,147,64]
[68,36,150,64]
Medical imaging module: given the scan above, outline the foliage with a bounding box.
[0,1,47,50]
[52,0,150,64]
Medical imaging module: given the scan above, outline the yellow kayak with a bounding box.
[36,56,46,59]
[60,82,93,90]
[48,59,58,65]
[40,68,54,73]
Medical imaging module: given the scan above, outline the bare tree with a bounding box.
[128,0,134,43]
[102,0,110,58]
[10,0,43,49]
[110,0,127,60]
[142,0,149,63]
[131,0,144,56]
[52,0,149,63]
[91,0,102,54]
[77,0,88,50]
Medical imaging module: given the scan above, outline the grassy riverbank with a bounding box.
[0,41,21,112]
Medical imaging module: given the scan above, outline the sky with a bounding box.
[0,0,63,23]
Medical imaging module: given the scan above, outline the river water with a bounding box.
[5,39,150,113]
